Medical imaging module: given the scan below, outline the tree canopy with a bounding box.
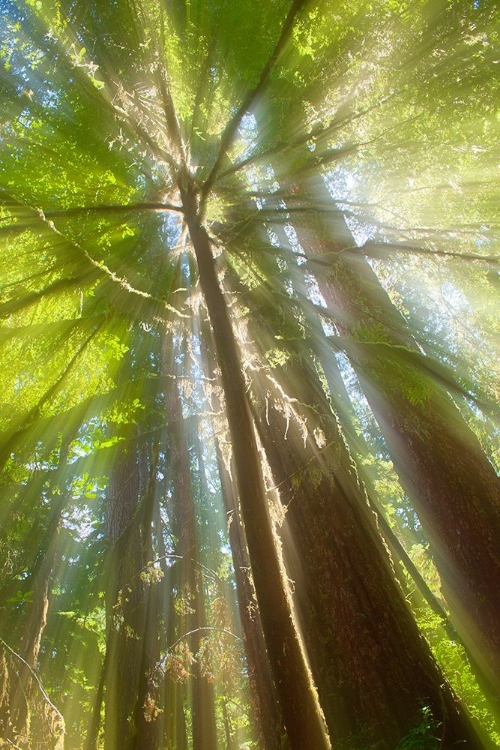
[0,0,499,748]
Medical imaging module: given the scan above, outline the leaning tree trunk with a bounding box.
[180,177,331,750]
[216,443,288,750]
[199,323,288,750]
[288,175,500,703]
[287,233,499,713]
[246,322,487,747]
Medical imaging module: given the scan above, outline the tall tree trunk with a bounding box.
[168,374,219,750]
[289,175,500,702]
[217,446,288,750]
[199,323,288,750]
[4,439,70,748]
[104,429,147,750]
[249,345,487,748]
[132,444,164,750]
[180,177,331,750]
[163,565,189,750]
[299,263,500,711]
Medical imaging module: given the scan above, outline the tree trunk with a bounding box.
[163,566,189,750]
[287,237,500,716]
[217,445,288,750]
[104,429,147,750]
[290,176,500,703]
[180,177,331,750]
[249,345,487,748]
[199,323,288,750]
[167,372,219,750]
[132,445,164,750]
[3,440,69,748]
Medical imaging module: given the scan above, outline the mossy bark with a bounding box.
[181,180,331,750]
[218,450,288,750]
[200,323,289,750]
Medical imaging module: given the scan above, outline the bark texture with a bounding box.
[181,178,331,750]
[250,344,486,749]
[291,176,500,702]
[218,448,288,750]
[200,324,288,750]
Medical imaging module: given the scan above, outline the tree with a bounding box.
[0,0,499,748]
[284,175,500,702]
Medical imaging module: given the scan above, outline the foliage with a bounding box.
[395,706,441,750]
[0,0,498,747]
[416,608,500,746]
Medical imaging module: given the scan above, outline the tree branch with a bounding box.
[43,202,183,218]
[200,0,308,205]
[0,637,65,729]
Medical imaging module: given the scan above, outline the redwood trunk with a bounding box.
[249,346,487,748]
[104,431,147,750]
[291,178,500,700]
[217,448,288,750]
[200,325,288,750]
[181,179,330,750]
[168,375,218,750]
[132,449,164,750]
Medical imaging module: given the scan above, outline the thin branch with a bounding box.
[43,202,183,218]
[200,0,308,205]
[112,554,224,598]
[327,334,500,417]
[262,201,499,241]
[0,199,190,321]
[0,637,65,728]
[167,627,243,652]
[361,240,500,267]
[287,240,499,268]
[0,325,102,471]
[217,91,398,183]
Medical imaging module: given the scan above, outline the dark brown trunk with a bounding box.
[132,448,164,750]
[163,569,189,750]
[181,179,330,750]
[250,350,487,748]
[85,646,107,750]
[302,278,499,714]
[291,177,500,703]
[217,448,288,750]
[199,324,288,750]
